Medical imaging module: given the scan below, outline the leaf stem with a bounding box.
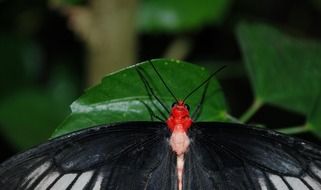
[225,113,242,123]
[239,98,263,123]
[277,124,310,134]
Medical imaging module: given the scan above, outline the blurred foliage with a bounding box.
[0,35,78,149]
[237,23,321,137]
[0,89,68,149]
[309,93,321,137]
[0,2,79,149]
[237,23,321,115]
[51,0,86,6]
[137,0,231,32]
[0,35,39,95]
[50,0,230,33]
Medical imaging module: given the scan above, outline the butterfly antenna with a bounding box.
[183,65,226,102]
[136,66,170,114]
[149,60,179,103]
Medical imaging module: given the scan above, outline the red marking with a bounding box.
[166,100,193,132]
[167,100,192,190]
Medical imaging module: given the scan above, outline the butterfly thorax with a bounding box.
[166,100,192,132]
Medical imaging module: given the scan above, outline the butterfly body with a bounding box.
[166,100,193,189]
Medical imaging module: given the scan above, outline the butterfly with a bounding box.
[1,61,321,190]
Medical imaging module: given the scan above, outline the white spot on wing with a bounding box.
[93,173,103,190]
[34,171,60,190]
[70,171,94,190]
[268,174,289,190]
[258,177,268,190]
[285,176,309,190]
[22,161,51,188]
[50,173,77,189]
[303,175,321,189]
[311,164,321,179]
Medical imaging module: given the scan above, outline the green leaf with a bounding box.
[138,0,231,32]
[0,34,41,97]
[307,91,321,137]
[50,0,85,6]
[0,89,69,150]
[53,59,227,138]
[237,22,321,116]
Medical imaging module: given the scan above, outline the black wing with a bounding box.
[184,122,321,190]
[0,121,177,190]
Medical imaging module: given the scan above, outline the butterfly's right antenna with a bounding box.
[149,60,179,103]
[183,65,226,102]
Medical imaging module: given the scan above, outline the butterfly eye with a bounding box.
[171,103,176,108]
[185,104,190,111]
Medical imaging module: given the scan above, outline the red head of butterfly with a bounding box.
[167,100,192,133]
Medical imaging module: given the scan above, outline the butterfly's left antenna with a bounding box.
[149,60,179,103]
[183,65,226,102]
[136,66,170,114]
